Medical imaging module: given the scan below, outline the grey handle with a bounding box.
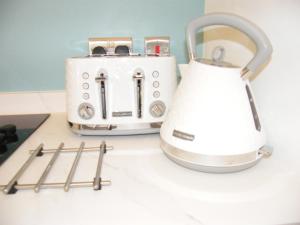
[187,13,273,75]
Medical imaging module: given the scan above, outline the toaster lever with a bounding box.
[95,70,107,119]
[133,69,145,119]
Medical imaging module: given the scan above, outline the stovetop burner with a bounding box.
[0,114,50,165]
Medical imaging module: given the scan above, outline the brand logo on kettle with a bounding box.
[172,129,195,141]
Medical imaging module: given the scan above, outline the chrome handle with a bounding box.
[100,79,107,119]
[133,69,145,119]
[95,70,107,119]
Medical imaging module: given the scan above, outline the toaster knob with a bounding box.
[78,103,95,120]
[149,101,166,118]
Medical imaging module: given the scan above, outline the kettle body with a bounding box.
[160,13,273,173]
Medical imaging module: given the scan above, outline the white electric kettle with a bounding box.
[160,13,273,173]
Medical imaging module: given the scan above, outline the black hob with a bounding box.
[0,114,50,165]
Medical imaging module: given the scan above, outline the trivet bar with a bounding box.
[93,141,106,190]
[34,142,64,193]
[2,144,44,194]
[29,146,113,154]
[0,180,111,191]
[64,142,84,192]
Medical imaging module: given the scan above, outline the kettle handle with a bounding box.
[187,13,273,76]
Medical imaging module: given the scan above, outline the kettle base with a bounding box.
[160,139,263,173]
[163,150,261,173]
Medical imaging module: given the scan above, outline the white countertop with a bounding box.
[0,113,299,225]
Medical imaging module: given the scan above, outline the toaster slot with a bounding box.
[133,69,145,119]
[95,70,107,119]
[114,45,130,56]
[88,37,133,55]
[144,37,170,56]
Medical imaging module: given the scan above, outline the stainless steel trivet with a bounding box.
[0,141,113,194]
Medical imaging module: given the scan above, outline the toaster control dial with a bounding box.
[149,101,166,118]
[78,103,95,120]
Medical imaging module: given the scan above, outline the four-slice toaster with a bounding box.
[66,37,177,135]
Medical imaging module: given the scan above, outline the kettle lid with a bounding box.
[195,58,238,68]
[195,46,238,68]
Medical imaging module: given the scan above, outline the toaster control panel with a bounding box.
[74,64,171,121]
[152,71,160,99]
[149,69,165,117]
[77,68,167,120]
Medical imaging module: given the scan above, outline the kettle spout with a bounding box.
[178,64,189,79]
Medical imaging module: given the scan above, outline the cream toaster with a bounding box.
[66,37,177,135]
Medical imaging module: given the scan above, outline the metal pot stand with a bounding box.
[0,141,113,194]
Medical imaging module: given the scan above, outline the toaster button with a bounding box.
[152,71,159,78]
[153,91,160,98]
[82,93,90,100]
[82,72,89,79]
[150,101,166,118]
[82,83,89,89]
[152,81,159,88]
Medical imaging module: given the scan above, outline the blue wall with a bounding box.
[0,0,204,91]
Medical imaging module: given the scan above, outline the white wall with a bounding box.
[204,1,300,159]
[0,91,66,115]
